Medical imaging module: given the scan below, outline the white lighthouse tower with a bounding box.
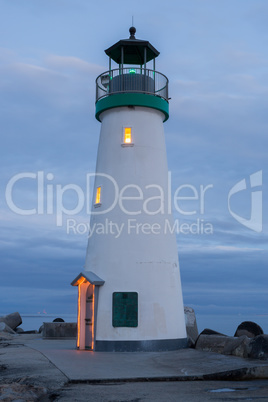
[71,27,187,351]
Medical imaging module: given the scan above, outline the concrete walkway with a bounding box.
[24,337,268,383]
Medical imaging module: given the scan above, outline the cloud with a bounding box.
[45,54,104,75]
[225,73,268,95]
[219,48,264,69]
[0,49,103,113]
[0,47,100,175]
[0,47,16,63]
[0,0,267,321]
[0,286,77,315]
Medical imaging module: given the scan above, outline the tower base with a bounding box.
[95,338,188,352]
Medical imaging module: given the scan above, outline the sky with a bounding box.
[1,0,267,333]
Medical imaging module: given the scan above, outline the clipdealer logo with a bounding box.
[4,170,263,234]
[228,170,262,233]
[4,171,213,225]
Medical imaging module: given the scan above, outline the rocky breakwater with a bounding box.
[195,321,268,360]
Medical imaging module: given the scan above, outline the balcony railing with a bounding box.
[96,68,169,102]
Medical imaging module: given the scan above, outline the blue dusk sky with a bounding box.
[0,1,267,330]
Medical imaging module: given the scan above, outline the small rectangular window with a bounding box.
[95,186,101,205]
[124,127,132,144]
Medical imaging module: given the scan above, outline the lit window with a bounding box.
[122,127,134,147]
[95,186,101,204]
[124,127,132,144]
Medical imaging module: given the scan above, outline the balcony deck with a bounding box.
[96,68,169,103]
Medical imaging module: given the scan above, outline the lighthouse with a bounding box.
[71,27,187,351]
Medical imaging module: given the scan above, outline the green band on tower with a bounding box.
[95,93,169,122]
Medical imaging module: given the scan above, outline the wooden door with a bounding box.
[85,284,94,350]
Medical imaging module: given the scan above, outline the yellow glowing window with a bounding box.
[124,127,132,144]
[95,186,101,204]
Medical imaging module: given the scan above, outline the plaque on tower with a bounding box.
[112,292,138,327]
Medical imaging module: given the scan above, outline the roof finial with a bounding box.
[129,26,136,39]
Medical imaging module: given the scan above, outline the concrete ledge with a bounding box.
[42,323,77,339]
[68,365,268,384]
[25,340,268,383]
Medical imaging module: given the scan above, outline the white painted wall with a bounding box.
[85,106,186,341]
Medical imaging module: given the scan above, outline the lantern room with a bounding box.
[95,27,169,122]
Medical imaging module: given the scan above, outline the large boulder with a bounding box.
[248,335,268,360]
[223,335,251,358]
[194,328,227,346]
[15,327,24,334]
[42,322,77,338]
[184,306,198,346]
[195,334,230,354]
[199,328,227,336]
[0,312,22,330]
[53,318,65,322]
[195,334,251,358]
[234,321,263,338]
[0,322,16,334]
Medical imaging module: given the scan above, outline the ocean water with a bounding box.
[16,313,268,335]
[19,314,77,331]
[196,314,268,336]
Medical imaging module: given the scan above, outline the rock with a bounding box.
[199,328,227,336]
[0,322,16,334]
[248,334,268,360]
[234,321,263,338]
[195,334,252,358]
[15,327,24,333]
[195,328,227,346]
[0,312,22,330]
[0,383,47,401]
[184,306,198,346]
[0,333,15,341]
[53,317,65,322]
[42,322,77,338]
[195,334,230,354]
[223,335,251,358]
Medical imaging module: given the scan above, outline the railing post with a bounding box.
[108,57,111,93]
[144,48,147,92]
[153,60,156,94]
[166,79,169,101]
[121,46,124,91]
